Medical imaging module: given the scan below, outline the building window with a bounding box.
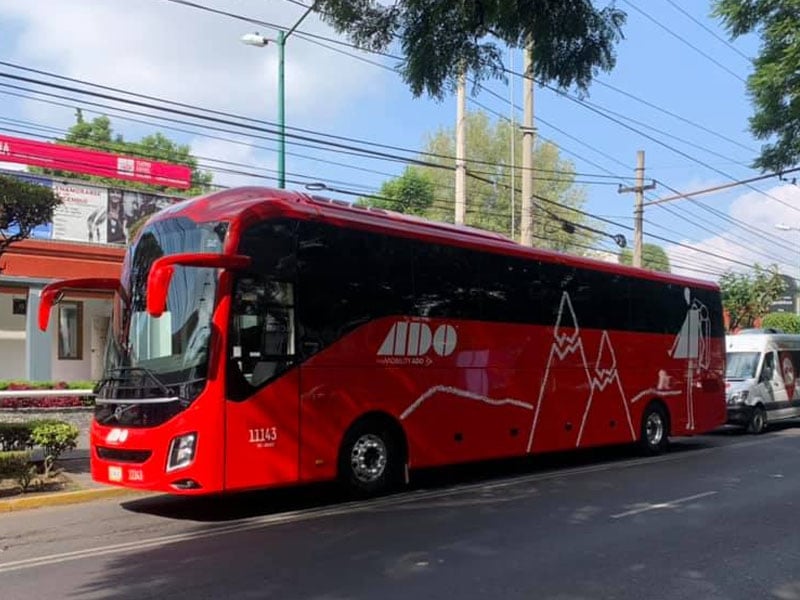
[58,301,83,360]
[12,298,27,315]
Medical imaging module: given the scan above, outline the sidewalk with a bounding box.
[0,448,145,512]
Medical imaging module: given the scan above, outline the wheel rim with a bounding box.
[350,434,388,484]
[645,412,664,447]
[753,410,765,432]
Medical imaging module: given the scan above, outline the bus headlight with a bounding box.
[727,390,749,405]
[167,433,197,471]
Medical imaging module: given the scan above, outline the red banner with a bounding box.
[0,134,192,189]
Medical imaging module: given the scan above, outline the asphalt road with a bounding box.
[2,426,800,600]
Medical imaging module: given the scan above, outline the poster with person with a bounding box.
[108,190,175,244]
[52,181,108,243]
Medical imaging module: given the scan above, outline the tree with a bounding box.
[0,175,62,259]
[719,264,786,331]
[357,111,597,253]
[618,243,671,272]
[313,1,626,99]
[31,110,213,194]
[713,1,800,172]
[355,167,435,215]
[761,312,800,334]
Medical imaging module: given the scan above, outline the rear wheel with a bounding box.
[339,421,403,496]
[639,403,669,455]
[747,405,767,434]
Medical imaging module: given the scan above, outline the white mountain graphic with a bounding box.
[526,292,592,453]
[576,330,637,447]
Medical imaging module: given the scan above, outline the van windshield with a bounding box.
[725,352,760,380]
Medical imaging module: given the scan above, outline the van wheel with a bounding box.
[747,406,767,434]
[339,422,402,496]
[639,403,669,455]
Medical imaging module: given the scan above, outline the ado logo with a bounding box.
[378,321,457,358]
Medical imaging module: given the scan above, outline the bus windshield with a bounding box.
[725,351,760,380]
[104,217,228,398]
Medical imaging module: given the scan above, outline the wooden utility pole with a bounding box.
[455,70,467,225]
[618,150,656,267]
[520,38,535,247]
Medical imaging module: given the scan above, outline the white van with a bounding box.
[726,332,800,433]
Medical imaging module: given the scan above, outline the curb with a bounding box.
[0,486,146,513]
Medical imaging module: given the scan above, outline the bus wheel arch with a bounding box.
[337,412,408,495]
[747,404,767,435]
[639,399,671,455]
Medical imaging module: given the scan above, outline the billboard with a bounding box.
[107,189,175,244]
[52,182,109,243]
[0,134,192,189]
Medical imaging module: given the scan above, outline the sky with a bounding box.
[0,0,798,284]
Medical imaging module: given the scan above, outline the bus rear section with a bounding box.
[725,333,800,433]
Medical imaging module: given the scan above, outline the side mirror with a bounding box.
[147,253,252,317]
[38,278,124,331]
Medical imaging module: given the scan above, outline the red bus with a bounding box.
[39,187,726,495]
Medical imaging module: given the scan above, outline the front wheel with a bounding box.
[639,403,669,455]
[747,405,767,435]
[339,423,402,496]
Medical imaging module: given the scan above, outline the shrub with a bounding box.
[761,313,800,334]
[0,422,36,451]
[0,450,35,491]
[30,422,79,478]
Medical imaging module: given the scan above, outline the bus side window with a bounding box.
[230,277,295,390]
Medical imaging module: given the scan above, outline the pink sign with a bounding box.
[0,134,192,189]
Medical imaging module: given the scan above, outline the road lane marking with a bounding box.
[0,433,787,574]
[610,490,718,519]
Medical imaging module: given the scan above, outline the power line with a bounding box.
[662,0,750,61]
[621,0,747,84]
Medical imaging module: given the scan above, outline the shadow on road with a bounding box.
[121,436,715,523]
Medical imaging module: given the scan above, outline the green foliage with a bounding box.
[0,423,37,451]
[361,111,597,253]
[0,451,35,491]
[314,1,626,99]
[0,175,62,253]
[30,422,79,478]
[618,243,671,272]
[355,167,435,215]
[719,264,787,331]
[761,312,800,334]
[0,380,95,391]
[713,0,800,171]
[30,110,213,194]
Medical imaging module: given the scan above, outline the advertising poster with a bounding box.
[107,190,175,244]
[2,171,54,240]
[52,182,108,243]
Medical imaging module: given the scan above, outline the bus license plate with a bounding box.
[108,466,123,482]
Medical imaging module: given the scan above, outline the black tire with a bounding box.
[339,421,403,496]
[747,405,767,435]
[639,403,670,455]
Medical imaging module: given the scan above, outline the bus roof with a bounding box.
[156,186,719,291]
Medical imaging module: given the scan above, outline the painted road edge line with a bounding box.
[0,487,147,513]
[610,490,718,519]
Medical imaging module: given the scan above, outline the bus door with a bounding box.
[224,275,300,490]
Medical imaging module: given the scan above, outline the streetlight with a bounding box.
[241,3,315,189]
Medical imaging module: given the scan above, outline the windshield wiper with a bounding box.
[95,366,177,403]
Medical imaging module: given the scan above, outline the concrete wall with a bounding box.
[51,298,111,382]
[0,293,29,380]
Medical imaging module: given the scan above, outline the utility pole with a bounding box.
[455,69,467,225]
[510,51,516,238]
[520,38,535,247]
[618,150,656,268]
